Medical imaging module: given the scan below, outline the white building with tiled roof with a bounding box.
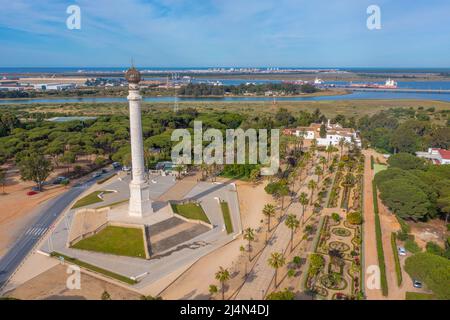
[416,148,450,165]
[283,120,361,147]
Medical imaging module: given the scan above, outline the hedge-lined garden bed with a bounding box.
[372,181,388,296]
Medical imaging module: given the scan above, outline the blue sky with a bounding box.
[0,0,449,67]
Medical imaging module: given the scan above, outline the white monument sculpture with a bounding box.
[125,66,153,217]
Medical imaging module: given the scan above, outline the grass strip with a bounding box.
[405,292,436,300]
[72,191,112,209]
[391,232,403,286]
[50,252,137,285]
[220,201,233,234]
[171,202,210,224]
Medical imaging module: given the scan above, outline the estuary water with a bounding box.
[1,90,450,105]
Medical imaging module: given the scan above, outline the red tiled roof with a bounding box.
[438,149,450,160]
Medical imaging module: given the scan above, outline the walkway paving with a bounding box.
[235,177,314,299]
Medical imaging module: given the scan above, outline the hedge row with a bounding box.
[372,181,388,296]
[391,232,403,286]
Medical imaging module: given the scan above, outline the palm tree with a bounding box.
[299,192,309,224]
[338,137,346,158]
[319,156,327,172]
[314,165,323,183]
[325,145,333,162]
[215,267,230,300]
[262,204,276,234]
[285,214,300,252]
[303,151,312,166]
[243,227,255,261]
[296,134,304,152]
[209,285,218,299]
[297,160,306,180]
[278,184,290,212]
[268,252,286,287]
[288,169,297,190]
[307,180,317,205]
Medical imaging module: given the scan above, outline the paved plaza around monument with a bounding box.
[39,173,242,290]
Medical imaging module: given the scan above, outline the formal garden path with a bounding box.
[362,149,384,300]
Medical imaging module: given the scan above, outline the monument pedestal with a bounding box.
[128,182,153,217]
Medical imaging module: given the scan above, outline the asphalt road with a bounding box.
[0,173,113,291]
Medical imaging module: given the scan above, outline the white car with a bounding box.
[92,171,102,178]
[122,166,131,172]
[398,247,407,256]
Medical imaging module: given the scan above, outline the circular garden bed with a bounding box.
[320,274,348,290]
[329,241,350,252]
[332,228,351,237]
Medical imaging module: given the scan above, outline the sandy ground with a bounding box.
[409,219,448,249]
[4,263,141,300]
[159,181,274,300]
[0,167,66,258]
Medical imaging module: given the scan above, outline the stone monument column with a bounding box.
[125,66,153,217]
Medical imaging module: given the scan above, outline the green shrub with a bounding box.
[331,213,340,222]
[347,211,363,225]
[266,289,295,300]
[405,239,421,254]
[391,233,403,286]
[396,230,409,241]
[426,241,445,256]
[396,216,411,233]
[308,254,325,277]
[370,155,375,170]
[405,253,450,300]
[292,256,302,266]
[373,181,388,296]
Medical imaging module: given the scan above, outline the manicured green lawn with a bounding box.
[220,201,233,234]
[72,191,112,209]
[71,226,146,259]
[50,252,137,285]
[374,163,387,175]
[405,292,436,300]
[171,203,210,224]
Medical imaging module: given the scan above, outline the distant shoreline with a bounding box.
[0,89,350,101]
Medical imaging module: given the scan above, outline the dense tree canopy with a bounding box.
[387,153,425,170]
[375,163,450,221]
[357,109,450,153]
[405,252,450,300]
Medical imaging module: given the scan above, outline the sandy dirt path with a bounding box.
[362,149,384,300]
